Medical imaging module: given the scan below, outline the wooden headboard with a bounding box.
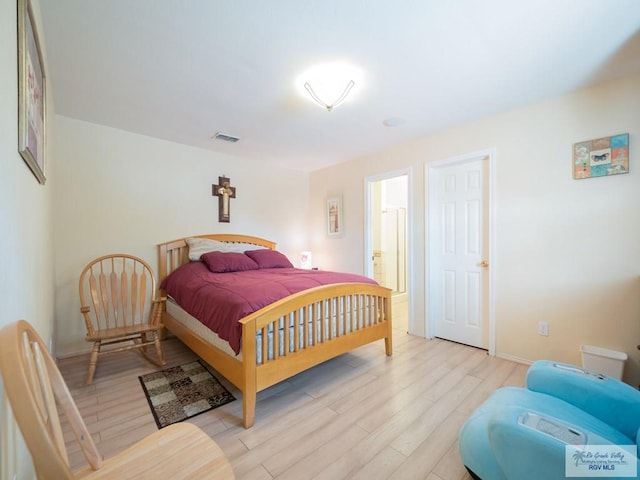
[157,234,277,283]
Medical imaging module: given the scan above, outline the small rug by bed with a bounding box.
[139,360,235,429]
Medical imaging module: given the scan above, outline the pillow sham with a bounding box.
[185,237,229,261]
[185,237,268,260]
[222,242,268,253]
[244,249,294,268]
[201,251,259,273]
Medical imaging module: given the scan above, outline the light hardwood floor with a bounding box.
[58,314,528,480]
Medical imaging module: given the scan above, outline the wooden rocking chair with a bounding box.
[79,254,165,384]
[0,320,235,479]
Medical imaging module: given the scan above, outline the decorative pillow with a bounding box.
[185,237,230,261]
[201,251,259,273]
[245,249,294,268]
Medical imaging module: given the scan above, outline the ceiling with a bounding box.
[39,0,640,172]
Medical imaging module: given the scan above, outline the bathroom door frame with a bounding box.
[364,167,414,333]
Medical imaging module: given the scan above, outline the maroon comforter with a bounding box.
[160,261,377,354]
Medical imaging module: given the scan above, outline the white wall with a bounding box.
[310,73,640,387]
[53,116,311,356]
[0,0,55,477]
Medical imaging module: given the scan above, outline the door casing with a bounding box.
[364,167,413,332]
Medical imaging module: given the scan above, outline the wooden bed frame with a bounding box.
[158,234,393,428]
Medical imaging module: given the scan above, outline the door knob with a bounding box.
[480,260,489,268]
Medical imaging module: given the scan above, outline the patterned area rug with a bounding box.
[139,360,235,429]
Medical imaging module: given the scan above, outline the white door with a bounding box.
[428,157,489,348]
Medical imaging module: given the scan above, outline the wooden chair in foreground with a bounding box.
[0,320,235,479]
[79,254,165,384]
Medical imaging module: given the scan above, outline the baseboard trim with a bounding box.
[495,352,533,366]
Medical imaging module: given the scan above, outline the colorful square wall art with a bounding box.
[573,133,629,179]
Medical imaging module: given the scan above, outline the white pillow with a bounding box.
[185,237,268,261]
[223,242,268,253]
[185,237,229,261]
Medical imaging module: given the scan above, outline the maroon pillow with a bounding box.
[244,249,294,268]
[201,251,259,273]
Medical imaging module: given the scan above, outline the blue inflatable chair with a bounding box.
[459,360,640,480]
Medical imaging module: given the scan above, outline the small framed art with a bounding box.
[18,0,46,184]
[573,133,629,180]
[326,196,343,237]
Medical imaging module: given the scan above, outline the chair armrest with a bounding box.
[460,387,636,480]
[489,404,637,480]
[526,360,640,440]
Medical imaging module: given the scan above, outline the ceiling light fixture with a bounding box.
[304,79,355,112]
[298,62,362,112]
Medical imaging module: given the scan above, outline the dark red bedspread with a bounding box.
[160,262,377,354]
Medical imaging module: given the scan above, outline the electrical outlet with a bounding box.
[538,321,549,336]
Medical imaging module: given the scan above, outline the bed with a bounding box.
[157,233,393,428]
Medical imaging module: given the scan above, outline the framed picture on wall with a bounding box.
[18,0,46,185]
[326,196,343,237]
[573,133,629,180]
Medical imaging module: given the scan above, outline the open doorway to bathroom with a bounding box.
[365,172,409,333]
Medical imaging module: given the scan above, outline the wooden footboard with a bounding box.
[158,234,392,427]
[240,282,391,427]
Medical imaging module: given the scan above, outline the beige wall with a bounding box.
[53,116,311,357]
[310,73,640,386]
[0,0,56,477]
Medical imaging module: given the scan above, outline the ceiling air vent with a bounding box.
[213,132,240,143]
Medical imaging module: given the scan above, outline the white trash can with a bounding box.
[580,345,627,380]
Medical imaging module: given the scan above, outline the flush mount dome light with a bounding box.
[299,62,362,111]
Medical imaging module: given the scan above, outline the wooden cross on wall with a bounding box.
[212,176,236,223]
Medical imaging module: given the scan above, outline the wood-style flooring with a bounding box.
[58,312,527,479]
